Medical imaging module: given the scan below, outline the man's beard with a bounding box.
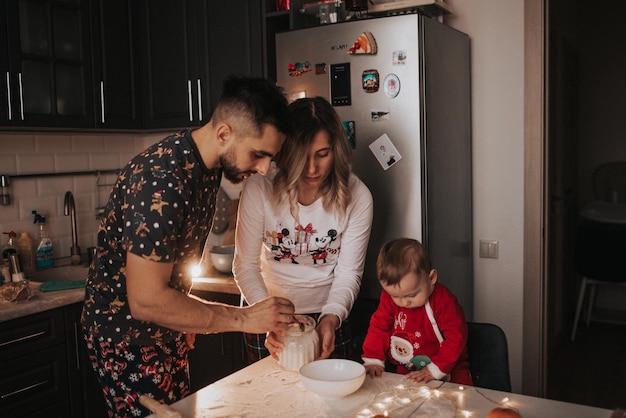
[219,148,251,184]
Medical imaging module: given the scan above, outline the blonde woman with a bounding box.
[234,97,374,362]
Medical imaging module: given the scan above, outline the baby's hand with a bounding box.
[406,368,435,384]
[365,364,384,378]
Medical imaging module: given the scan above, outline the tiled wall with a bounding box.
[0,131,165,265]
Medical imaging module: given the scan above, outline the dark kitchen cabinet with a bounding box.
[0,1,10,125]
[0,304,107,418]
[139,0,264,130]
[1,0,94,128]
[188,290,248,392]
[262,0,291,83]
[90,0,142,129]
[65,302,108,418]
[0,308,70,416]
[1,0,264,130]
[138,0,210,129]
[206,1,264,110]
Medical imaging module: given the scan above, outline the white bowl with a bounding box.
[209,245,235,274]
[299,359,365,398]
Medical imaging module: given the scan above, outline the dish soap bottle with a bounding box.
[17,231,37,274]
[33,211,54,269]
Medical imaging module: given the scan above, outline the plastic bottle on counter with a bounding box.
[33,211,54,269]
[0,263,9,283]
[17,231,37,274]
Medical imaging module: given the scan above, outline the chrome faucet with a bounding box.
[64,191,81,265]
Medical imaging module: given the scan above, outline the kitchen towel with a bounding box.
[39,280,85,292]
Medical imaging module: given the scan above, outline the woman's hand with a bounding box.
[316,315,339,359]
[264,331,284,360]
[184,333,196,349]
[406,368,435,384]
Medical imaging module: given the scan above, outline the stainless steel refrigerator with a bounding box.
[275,14,472,315]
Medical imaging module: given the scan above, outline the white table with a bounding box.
[147,357,613,418]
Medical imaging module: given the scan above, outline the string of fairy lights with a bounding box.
[354,383,516,417]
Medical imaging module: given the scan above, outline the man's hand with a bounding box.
[242,296,295,334]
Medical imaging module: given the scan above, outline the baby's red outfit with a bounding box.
[362,282,473,385]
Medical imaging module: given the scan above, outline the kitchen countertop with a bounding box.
[191,266,240,295]
[0,281,85,322]
[149,357,614,418]
[0,267,240,323]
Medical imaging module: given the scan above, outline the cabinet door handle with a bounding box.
[187,79,193,122]
[196,78,203,121]
[100,81,105,124]
[17,72,24,120]
[73,321,81,371]
[1,380,49,399]
[5,72,11,121]
[0,330,46,348]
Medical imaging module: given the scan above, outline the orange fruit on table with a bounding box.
[487,407,522,418]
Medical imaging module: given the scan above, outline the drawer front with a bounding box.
[0,308,65,358]
[0,345,69,416]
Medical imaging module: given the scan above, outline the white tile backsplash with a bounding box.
[0,131,160,265]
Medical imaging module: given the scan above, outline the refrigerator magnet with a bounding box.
[383,73,401,98]
[315,63,327,75]
[371,109,390,122]
[342,121,356,149]
[362,69,379,93]
[288,61,312,77]
[392,50,407,65]
[369,133,402,170]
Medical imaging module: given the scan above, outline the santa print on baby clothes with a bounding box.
[267,222,340,266]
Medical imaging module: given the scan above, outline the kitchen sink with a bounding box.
[27,265,89,282]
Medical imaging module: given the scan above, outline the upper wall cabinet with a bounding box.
[0,0,264,130]
[206,1,264,111]
[138,0,210,129]
[90,0,141,129]
[139,0,264,130]
[1,0,94,128]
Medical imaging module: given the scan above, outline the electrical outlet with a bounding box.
[479,239,499,259]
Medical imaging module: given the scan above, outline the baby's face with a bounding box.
[382,270,437,309]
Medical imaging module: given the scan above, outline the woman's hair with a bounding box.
[211,74,291,138]
[272,97,352,221]
[376,238,432,286]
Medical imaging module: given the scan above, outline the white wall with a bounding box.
[445,0,525,393]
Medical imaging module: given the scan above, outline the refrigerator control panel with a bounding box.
[330,63,351,106]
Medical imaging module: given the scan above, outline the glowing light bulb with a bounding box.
[462,410,471,417]
[190,263,203,277]
[501,397,510,403]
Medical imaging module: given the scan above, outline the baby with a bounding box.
[361,238,473,385]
